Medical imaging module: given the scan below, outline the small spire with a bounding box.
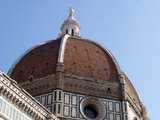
[69,8,75,19]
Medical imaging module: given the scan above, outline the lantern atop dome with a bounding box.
[60,8,80,36]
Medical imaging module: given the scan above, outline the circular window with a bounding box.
[83,105,98,119]
[80,97,106,120]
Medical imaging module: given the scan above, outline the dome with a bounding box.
[7,8,142,111]
[8,35,141,106]
[8,35,120,83]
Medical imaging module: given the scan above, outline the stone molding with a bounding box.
[126,92,142,118]
[119,73,143,118]
[64,74,121,98]
[19,74,57,96]
[0,71,59,120]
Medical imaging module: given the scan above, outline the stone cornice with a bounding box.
[64,73,118,84]
[118,73,142,117]
[126,92,142,117]
[64,73,121,100]
[0,71,59,120]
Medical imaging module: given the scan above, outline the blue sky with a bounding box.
[0,0,159,119]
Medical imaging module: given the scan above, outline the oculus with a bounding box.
[80,97,106,120]
[83,105,98,119]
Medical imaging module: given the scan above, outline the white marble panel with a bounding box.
[116,114,121,120]
[109,113,114,120]
[41,96,46,105]
[115,103,120,112]
[64,94,70,104]
[47,94,52,105]
[64,106,69,116]
[71,95,77,105]
[108,101,113,111]
[71,107,77,117]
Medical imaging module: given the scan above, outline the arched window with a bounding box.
[107,88,111,94]
[134,117,138,120]
[66,29,68,34]
[71,29,74,36]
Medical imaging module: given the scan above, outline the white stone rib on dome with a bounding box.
[57,35,123,75]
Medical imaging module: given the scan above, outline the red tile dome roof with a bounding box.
[9,38,61,82]
[8,35,142,109]
[8,35,121,83]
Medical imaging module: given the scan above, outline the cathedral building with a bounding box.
[0,8,148,120]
